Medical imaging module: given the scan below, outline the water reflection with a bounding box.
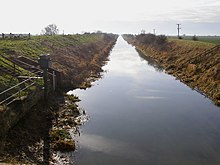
[73,36,220,165]
[136,48,164,72]
[135,95,166,100]
[77,133,147,160]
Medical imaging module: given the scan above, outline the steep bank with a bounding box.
[46,34,118,88]
[0,33,118,90]
[123,34,220,106]
[0,33,118,163]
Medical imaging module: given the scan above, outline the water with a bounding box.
[69,36,220,165]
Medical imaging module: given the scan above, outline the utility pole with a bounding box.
[153,29,156,35]
[177,24,181,38]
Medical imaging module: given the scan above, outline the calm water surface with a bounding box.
[70,36,220,165]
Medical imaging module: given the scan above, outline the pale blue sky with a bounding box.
[0,0,219,35]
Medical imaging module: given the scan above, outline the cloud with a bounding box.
[152,1,220,23]
[0,0,219,34]
[169,7,220,23]
[135,0,220,24]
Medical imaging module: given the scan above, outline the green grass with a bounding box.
[0,55,35,77]
[0,34,105,101]
[168,37,216,49]
[168,36,220,45]
[0,39,49,59]
[0,73,19,92]
[196,36,220,44]
[0,33,104,59]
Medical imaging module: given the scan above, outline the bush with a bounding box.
[192,35,198,41]
[135,33,167,46]
[155,35,167,45]
[136,33,156,44]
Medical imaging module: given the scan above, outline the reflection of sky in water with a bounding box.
[72,37,220,165]
[103,43,157,77]
[77,133,147,161]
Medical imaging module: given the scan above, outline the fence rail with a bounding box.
[0,77,42,106]
[0,54,61,106]
[0,55,21,75]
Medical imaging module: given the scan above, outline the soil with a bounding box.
[0,93,84,164]
[123,35,220,106]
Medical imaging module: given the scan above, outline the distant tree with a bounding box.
[136,33,156,44]
[155,35,167,45]
[141,29,146,34]
[42,24,59,35]
[96,30,103,34]
[192,35,198,41]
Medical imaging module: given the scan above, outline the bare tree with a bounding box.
[42,24,59,35]
[141,29,146,34]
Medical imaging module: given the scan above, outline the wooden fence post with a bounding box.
[53,71,56,91]
[38,54,51,100]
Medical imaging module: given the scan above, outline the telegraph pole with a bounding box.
[177,24,181,38]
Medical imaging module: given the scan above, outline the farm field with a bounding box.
[168,35,220,44]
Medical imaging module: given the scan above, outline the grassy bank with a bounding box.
[0,33,118,90]
[0,34,105,58]
[123,34,220,106]
[0,33,118,163]
[169,36,220,44]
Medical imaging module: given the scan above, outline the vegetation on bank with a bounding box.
[168,37,216,48]
[1,33,118,109]
[168,36,220,44]
[0,33,118,90]
[0,33,108,59]
[0,33,118,163]
[123,34,220,106]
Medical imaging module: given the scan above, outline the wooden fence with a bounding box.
[0,55,62,106]
[1,33,31,39]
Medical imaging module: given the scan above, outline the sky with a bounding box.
[0,0,220,35]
